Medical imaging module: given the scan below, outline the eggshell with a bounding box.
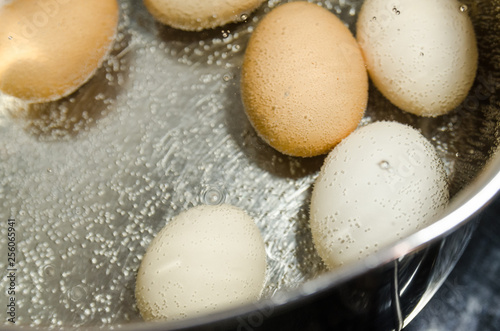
[135,204,267,321]
[143,0,266,31]
[357,0,478,117]
[241,1,368,157]
[0,0,119,103]
[310,121,449,269]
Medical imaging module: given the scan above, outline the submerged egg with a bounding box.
[310,121,449,269]
[241,1,368,157]
[0,0,119,103]
[143,0,266,31]
[135,204,267,321]
[357,0,478,117]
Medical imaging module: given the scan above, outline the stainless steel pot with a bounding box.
[0,0,498,329]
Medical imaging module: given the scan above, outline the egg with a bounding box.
[241,1,368,157]
[143,0,266,31]
[0,0,119,103]
[357,0,478,117]
[310,121,449,269]
[135,204,267,321]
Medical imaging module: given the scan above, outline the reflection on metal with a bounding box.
[392,259,403,331]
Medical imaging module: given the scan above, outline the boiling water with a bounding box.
[0,0,498,327]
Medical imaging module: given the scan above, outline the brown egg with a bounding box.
[143,0,266,31]
[0,0,119,103]
[241,1,368,157]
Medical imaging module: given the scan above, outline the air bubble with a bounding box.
[459,4,468,12]
[42,264,56,278]
[240,13,249,21]
[202,187,226,205]
[378,160,391,170]
[69,285,87,302]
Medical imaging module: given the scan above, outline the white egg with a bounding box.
[310,121,449,269]
[356,0,478,117]
[135,204,267,321]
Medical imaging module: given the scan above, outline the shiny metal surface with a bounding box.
[407,196,500,331]
[0,0,498,329]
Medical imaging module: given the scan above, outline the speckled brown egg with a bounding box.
[0,0,119,103]
[241,1,368,157]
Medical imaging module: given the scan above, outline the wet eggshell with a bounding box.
[0,0,119,103]
[357,0,478,117]
[310,121,449,269]
[241,1,368,157]
[135,204,267,321]
[143,0,266,31]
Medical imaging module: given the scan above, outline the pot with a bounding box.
[0,0,498,329]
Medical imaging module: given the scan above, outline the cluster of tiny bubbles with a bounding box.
[3,0,498,328]
[123,3,256,71]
